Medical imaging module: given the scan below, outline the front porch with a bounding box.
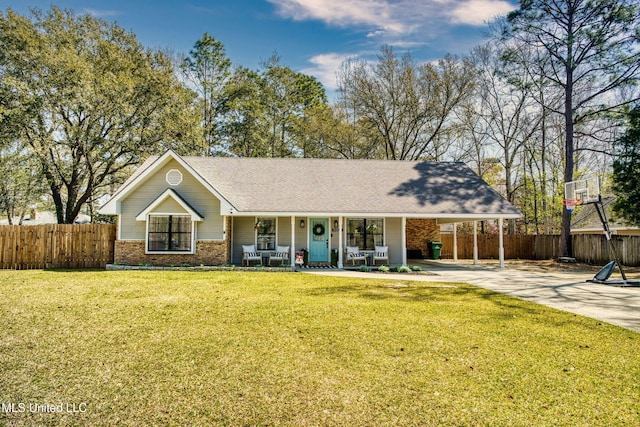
[230,216,512,269]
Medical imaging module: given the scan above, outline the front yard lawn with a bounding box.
[1,270,639,426]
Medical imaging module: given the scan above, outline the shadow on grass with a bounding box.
[305,280,553,319]
[306,282,603,332]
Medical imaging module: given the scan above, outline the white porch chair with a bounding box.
[242,244,262,266]
[372,246,389,266]
[269,245,290,266]
[346,246,367,265]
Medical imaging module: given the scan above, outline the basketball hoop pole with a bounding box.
[591,195,628,281]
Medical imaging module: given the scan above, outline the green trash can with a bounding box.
[430,242,443,260]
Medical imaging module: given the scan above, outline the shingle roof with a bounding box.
[181,156,520,217]
[103,152,521,219]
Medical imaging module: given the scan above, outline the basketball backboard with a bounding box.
[564,176,600,204]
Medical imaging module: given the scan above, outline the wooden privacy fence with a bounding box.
[439,234,535,260]
[439,233,640,267]
[572,234,640,267]
[0,224,116,269]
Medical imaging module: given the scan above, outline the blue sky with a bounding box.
[1,0,518,94]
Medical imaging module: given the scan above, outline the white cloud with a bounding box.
[268,0,516,39]
[267,0,413,36]
[275,0,517,93]
[82,8,122,18]
[300,52,354,90]
[448,0,515,26]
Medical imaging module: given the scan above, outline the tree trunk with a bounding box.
[560,67,574,258]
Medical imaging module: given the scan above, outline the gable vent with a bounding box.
[166,169,183,186]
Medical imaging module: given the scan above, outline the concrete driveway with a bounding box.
[304,260,640,333]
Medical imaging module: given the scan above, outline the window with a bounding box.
[165,169,183,186]
[148,215,192,252]
[255,217,276,250]
[346,218,383,250]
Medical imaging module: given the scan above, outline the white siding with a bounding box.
[385,217,404,265]
[277,217,292,248]
[153,197,187,214]
[232,217,255,264]
[295,217,307,252]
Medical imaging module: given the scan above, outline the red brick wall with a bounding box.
[115,240,228,266]
[405,218,440,257]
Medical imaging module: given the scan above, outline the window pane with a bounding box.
[347,219,365,249]
[171,216,191,233]
[367,218,384,249]
[149,216,169,233]
[148,232,169,251]
[170,232,191,251]
[256,217,276,250]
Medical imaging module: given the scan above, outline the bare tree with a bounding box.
[504,0,640,256]
[469,43,544,232]
[337,46,475,160]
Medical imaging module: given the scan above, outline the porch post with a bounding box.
[473,221,479,265]
[228,216,232,265]
[290,216,295,268]
[402,216,407,266]
[498,217,505,268]
[338,216,343,268]
[453,222,458,262]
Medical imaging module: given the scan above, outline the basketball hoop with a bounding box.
[563,198,582,214]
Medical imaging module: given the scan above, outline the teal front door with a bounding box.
[309,218,329,262]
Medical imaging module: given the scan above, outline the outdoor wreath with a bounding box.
[313,223,325,236]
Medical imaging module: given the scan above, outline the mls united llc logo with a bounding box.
[1,402,87,414]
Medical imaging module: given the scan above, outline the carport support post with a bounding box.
[473,221,479,265]
[499,217,505,268]
[453,223,458,262]
[338,216,343,268]
[402,216,407,266]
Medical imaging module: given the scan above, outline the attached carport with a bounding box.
[435,212,522,268]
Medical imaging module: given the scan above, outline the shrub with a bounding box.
[378,265,390,273]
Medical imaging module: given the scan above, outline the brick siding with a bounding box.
[405,218,440,258]
[115,240,228,266]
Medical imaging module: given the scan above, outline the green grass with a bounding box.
[1,270,639,426]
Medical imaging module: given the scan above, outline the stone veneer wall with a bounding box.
[405,218,441,258]
[115,240,228,266]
